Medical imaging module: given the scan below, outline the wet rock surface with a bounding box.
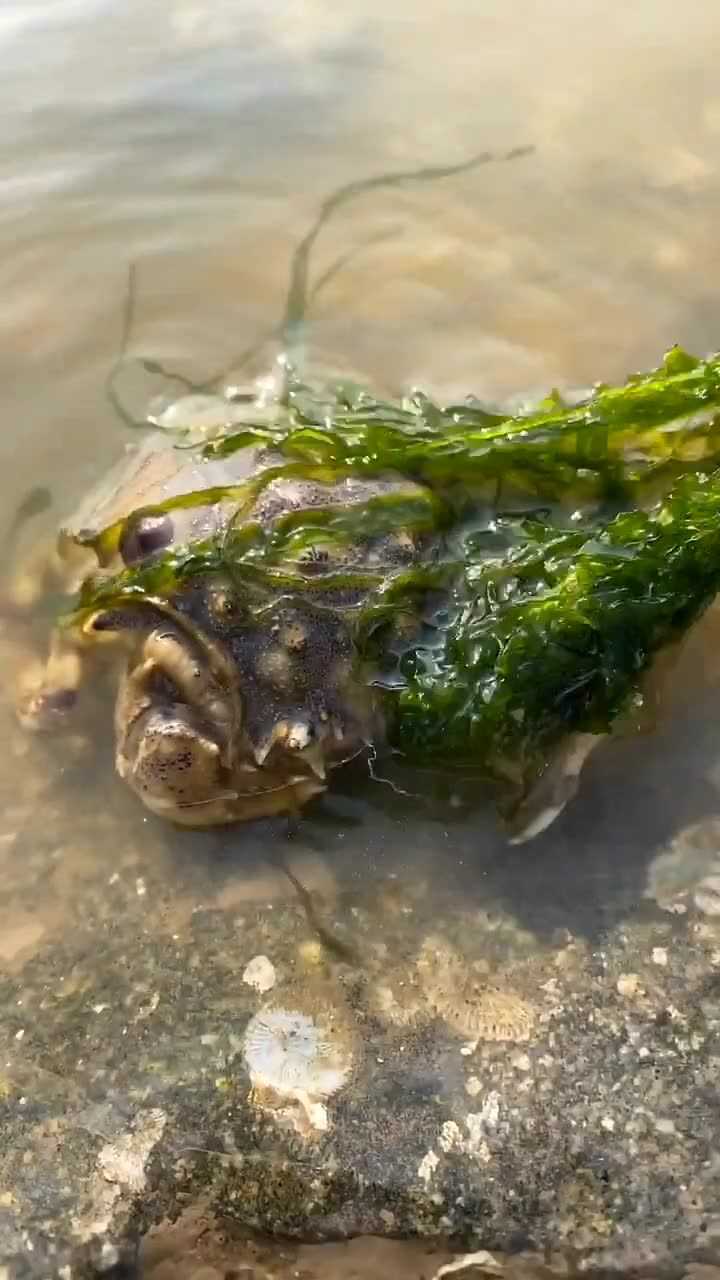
[4,615,720,1278]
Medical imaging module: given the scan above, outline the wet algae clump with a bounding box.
[68,346,720,815]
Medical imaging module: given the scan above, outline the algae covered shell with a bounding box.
[14,224,720,849]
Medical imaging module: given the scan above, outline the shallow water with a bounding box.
[3,1,720,1276]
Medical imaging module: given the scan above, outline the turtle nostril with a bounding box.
[40,688,78,712]
[146,667,184,705]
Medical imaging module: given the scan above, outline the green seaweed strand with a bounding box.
[204,348,720,506]
[383,464,720,783]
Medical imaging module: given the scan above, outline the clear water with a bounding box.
[3,1,720,1274]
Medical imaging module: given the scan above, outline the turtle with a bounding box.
[9,148,553,832]
[10,150,719,843]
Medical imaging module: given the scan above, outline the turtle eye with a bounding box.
[119,513,174,566]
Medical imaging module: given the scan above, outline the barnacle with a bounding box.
[416,936,535,1045]
[242,992,355,1134]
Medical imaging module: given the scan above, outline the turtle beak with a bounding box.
[253,718,327,781]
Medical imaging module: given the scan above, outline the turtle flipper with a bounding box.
[504,732,602,845]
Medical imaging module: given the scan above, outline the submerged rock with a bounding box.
[4,629,720,1278]
[3,799,720,1280]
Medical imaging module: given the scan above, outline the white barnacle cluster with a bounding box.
[243,1000,354,1135]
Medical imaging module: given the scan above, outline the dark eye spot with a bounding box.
[119,513,174,566]
[40,688,78,712]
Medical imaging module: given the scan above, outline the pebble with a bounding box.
[242,954,276,993]
[655,1117,676,1135]
[617,973,642,996]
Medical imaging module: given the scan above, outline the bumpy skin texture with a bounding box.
[11,430,425,825]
